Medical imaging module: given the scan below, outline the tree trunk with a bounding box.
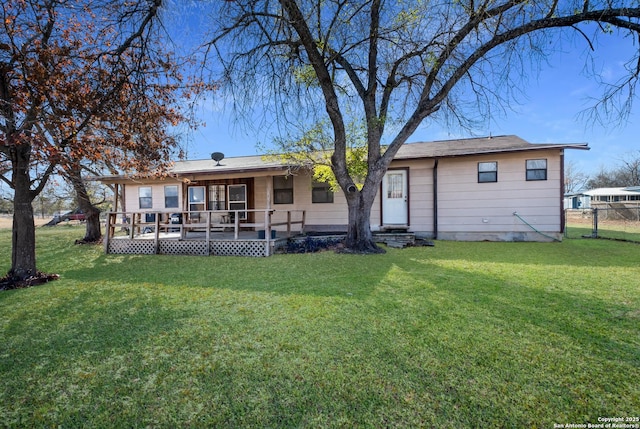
[9,148,37,280]
[343,188,384,253]
[67,166,102,243]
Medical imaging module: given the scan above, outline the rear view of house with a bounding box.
[97,135,588,255]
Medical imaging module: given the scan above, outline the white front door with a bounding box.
[382,170,408,225]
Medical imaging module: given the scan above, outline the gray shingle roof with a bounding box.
[172,154,285,175]
[393,135,588,159]
[95,135,588,181]
[174,135,588,174]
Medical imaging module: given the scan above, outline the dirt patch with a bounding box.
[0,215,67,230]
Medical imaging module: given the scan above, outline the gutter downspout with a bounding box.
[560,149,566,236]
[433,158,439,240]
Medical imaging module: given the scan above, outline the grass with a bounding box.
[566,218,640,242]
[1,226,639,428]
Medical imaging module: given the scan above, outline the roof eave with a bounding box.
[394,143,589,161]
[172,165,288,177]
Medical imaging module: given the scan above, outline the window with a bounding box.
[228,184,247,220]
[208,185,226,210]
[164,185,179,208]
[478,162,498,183]
[138,186,152,209]
[312,181,334,203]
[273,176,293,204]
[188,186,206,211]
[526,159,547,181]
[386,173,404,198]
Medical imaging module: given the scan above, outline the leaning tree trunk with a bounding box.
[67,165,102,243]
[9,146,38,280]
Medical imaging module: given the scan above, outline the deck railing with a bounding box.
[103,209,305,256]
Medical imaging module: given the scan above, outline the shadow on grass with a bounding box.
[1,286,192,361]
[411,256,637,359]
[1,244,638,426]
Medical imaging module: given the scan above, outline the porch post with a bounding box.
[154,213,160,254]
[129,212,135,239]
[266,176,273,257]
[234,211,239,240]
[205,211,211,255]
[264,209,271,256]
[113,184,119,212]
[266,175,273,210]
[104,211,112,254]
[121,185,126,213]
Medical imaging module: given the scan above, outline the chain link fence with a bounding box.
[565,204,640,243]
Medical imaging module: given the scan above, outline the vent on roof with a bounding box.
[211,152,225,166]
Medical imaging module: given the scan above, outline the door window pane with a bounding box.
[386,174,404,199]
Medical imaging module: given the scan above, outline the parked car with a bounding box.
[57,209,85,222]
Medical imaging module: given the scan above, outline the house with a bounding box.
[565,187,640,210]
[564,193,591,210]
[583,187,640,205]
[97,135,588,255]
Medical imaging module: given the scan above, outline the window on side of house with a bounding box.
[526,159,547,181]
[312,180,334,203]
[164,185,179,208]
[273,176,293,204]
[139,186,152,209]
[478,162,498,183]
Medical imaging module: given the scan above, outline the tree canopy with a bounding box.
[205,0,640,252]
[0,0,197,283]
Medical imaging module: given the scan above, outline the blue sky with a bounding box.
[181,28,639,179]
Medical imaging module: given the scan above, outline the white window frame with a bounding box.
[164,185,179,208]
[228,184,247,220]
[138,186,152,209]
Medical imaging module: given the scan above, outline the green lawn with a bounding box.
[1,226,639,428]
[566,223,640,243]
[565,214,640,243]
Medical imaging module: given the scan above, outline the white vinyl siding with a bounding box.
[437,151,561,236]
[128,184,181,213]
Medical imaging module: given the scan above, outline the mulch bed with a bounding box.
[0,272,60,291]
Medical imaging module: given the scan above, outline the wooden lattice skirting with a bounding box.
[107,238,287,257]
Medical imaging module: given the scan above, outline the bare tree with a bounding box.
[205,0,640,252]
[564,161,590,194]
[617,151,640,186]
[587,151,640,188]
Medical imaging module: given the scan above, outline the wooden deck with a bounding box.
[103,210,304,257]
